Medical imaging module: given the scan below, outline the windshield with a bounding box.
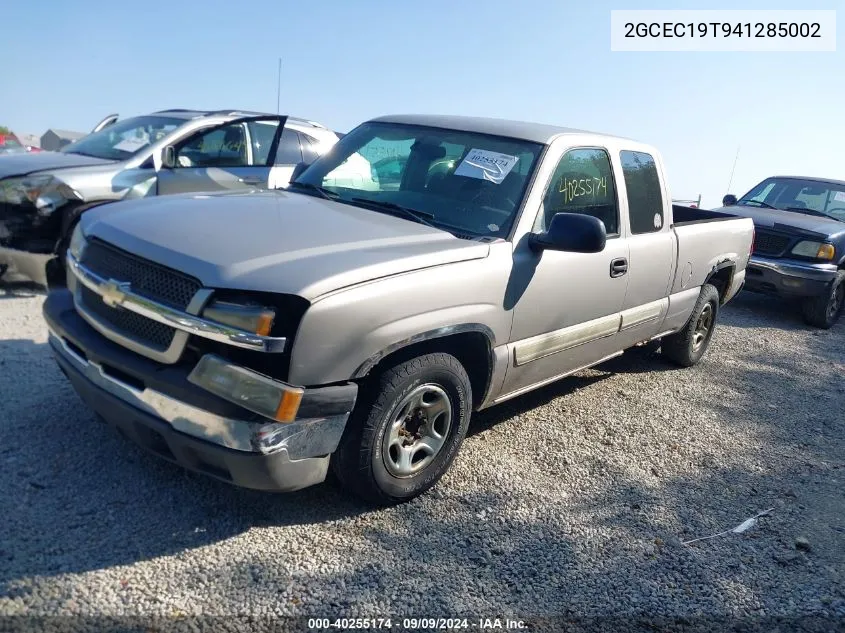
[293,121,544,238]
[737,177,845,222]
[60,115,184,161]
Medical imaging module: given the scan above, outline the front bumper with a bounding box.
[744,255,838,299]
[44,289,358,492]
[0,244,51,286]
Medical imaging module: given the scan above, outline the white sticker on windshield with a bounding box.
[454,149,519,184]
[113,137,148,152]
[834,191,845,202]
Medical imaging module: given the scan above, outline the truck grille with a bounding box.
[80,285,176,351]
[77,240,201,354]
[752,230,790,257]
[81,239,200,309]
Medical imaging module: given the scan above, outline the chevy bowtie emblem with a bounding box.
[101,279,131,308]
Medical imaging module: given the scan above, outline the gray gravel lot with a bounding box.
[0,284,843,623]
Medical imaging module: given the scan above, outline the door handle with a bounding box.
[238,177,263,185]
[610,257,628,278]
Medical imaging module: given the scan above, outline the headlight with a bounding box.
[188,354,303,422]
[202,300,276,336]
[68,223,88,260]
[0,174,78,213]
[791,241,835,260]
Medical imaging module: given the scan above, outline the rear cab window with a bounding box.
[619,150,665,234]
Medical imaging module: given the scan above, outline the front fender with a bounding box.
[286,248,514,386]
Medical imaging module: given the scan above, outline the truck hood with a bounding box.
[715,204,844,237]
[0,151,116,179]
[82,190,491,300]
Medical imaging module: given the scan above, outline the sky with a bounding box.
[2,0,843,208]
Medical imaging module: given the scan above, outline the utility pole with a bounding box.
[726,145,740,193]
[276,58,282,114]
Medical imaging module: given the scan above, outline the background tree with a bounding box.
[0,125,12,135]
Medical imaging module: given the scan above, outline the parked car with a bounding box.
[0,132,27,155]
[0,109,343,286]
[42,114,754,505]
[717,175,845,328]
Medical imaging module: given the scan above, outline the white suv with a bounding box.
[0,109,367,286]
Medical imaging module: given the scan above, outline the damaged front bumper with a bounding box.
[0,245,52,286]
[43,290,357,492]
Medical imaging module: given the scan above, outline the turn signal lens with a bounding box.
[188,354,303,422]
[816,243,835,261]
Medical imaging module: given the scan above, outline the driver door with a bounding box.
[501,146,630,397]
[157,116,286,195]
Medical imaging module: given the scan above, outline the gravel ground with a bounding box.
[0,283,843,626]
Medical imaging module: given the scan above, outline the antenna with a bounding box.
[726,145,740,193]
[276,58,281,114]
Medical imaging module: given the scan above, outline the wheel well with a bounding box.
[707,265,734,304]
[361,332,493,410]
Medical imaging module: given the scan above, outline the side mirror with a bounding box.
[722,194,737,207]
[529,212,607,254]
[161,145,176,169]
[290,161,309,183]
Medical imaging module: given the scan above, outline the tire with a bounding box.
[331,352,472,506]
[661,284,720,368]
[801,270,845,329]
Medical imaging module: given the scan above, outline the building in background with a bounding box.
[40,128,85,151]
[16,132,41,150]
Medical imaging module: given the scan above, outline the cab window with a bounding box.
[620,150,665,234]
[176,123,249,168]
[274,127,303,165]
[539,148,619,235]
[247,120,282,165]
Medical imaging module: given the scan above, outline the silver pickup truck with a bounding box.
[42,114,754,505]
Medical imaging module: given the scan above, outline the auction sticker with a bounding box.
[113,137,148,152]
[454,149,519,184]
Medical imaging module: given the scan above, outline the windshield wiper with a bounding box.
[783,206,840,221]
[285,181,339,200]
[737,199,777,209]
[349,197,439,229]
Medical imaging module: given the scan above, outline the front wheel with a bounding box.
[661,284,720,368]
[801,270,845,329]
[331,352,472,506]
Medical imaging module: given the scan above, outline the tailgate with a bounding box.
[671,217,754,295]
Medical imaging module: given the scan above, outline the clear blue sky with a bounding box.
[2,0,842,208]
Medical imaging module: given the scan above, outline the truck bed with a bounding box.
[671,204,738,226]
[670,206,754,297]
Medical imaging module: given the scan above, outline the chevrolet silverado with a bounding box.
[43,114,755,505]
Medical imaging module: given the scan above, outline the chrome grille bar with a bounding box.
[68,253,287,354]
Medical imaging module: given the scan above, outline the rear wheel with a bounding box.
[661,284,720,367]
[801,270,845,329]
[331,352,472,506]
